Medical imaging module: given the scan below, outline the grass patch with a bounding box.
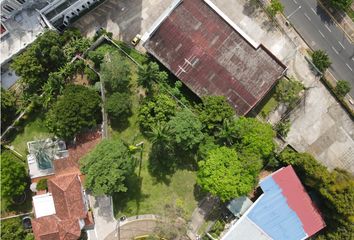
[259,97,278,118]
[99,45,199,219]
[8,112,52,156]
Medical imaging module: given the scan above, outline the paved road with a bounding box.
[281,0,354,97]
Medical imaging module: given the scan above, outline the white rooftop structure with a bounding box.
[33,193,56,218]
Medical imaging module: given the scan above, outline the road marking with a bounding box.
[292,0,298,4]
[311,7,316,14]
[346,63,353,71]
[304,13,311,21]
[324,24,332,32]
[338,41,345,49]
[319,30,325,38]
[331,46,339,54]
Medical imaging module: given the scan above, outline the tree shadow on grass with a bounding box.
[109,112,132,132]
[148,144,198,186]
[112,173,149,218]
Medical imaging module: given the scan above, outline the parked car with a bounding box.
[131,34,141,46]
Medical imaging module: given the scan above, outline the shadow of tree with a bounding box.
[147,144,198,185]
[109,110,132,132]
[112,173,149,217]
[316,5,335,25]
[242,0,261,17]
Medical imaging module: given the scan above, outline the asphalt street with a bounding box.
[280,0,354,97]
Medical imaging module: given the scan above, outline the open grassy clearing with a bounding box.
[9,113,52,156]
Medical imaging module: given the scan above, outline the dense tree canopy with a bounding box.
[1,218,28,240]
[80,138,135,195]
[167,109,204,150]
[234,117,275,160]
[11,30,65,94]
[326,0,353,11]
[197,147,257,202]
[105,92,132,120]
[197,96,234,135]
[275,78,304,108]
[1,151,28,204]
[138,62,168,91]
[100,53,131,93]
[138,93,177,131]
[1,88,17,130]
[279,149,354,239]
[45,85,101,140]
[312,50,331,73]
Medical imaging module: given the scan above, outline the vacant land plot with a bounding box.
[93,43,199,219]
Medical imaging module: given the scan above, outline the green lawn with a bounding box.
[9,113,52,156]
[101,44,199,219]
[259,97,278,119]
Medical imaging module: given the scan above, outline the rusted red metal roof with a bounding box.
[144,0,286,115]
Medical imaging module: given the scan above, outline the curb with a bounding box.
[317,0,354,44]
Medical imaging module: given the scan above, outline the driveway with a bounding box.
[73,0,174,43]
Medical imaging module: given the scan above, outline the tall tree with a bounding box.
[1,88,17,130]
[197,96,234,135]
[197,147,256,202]
[105,92,132,120]
[100,53,131,93]
[1,218,27,240]
[138,93,177,131]
[167,109,204,150]
[275,77,304,108]
[80,139,135,195]
[11,30,65,94]
[234,117,275,160]
[312,50,331,72]
[1,151,28,206]
[137,62,168,91]
[45,85,101,140]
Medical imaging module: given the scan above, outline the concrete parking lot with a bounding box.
[73,0,173,43]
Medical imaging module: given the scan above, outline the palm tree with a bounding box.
[146,123,171,149]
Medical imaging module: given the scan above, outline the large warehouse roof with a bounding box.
[222,166,326,240]
[143,0,286,115]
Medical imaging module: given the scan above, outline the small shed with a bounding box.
[227,196,253,218]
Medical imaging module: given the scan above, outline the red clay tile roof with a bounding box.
[32,174,86,240]
[32,215,60,240]
[48,174,86,220]
[32,215,81,240]
[144,0,286,115]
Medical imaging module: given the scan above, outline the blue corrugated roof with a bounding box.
[247,177,307,240]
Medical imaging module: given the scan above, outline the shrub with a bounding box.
[335,80,351,98]
[36,179,48,191]
[312,50,331,72]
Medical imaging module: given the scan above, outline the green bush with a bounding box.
[312,50,331,72]
[275,78,304,108]
[335,80,351,98]
[84,66,99,84]
[36,179,48,191]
